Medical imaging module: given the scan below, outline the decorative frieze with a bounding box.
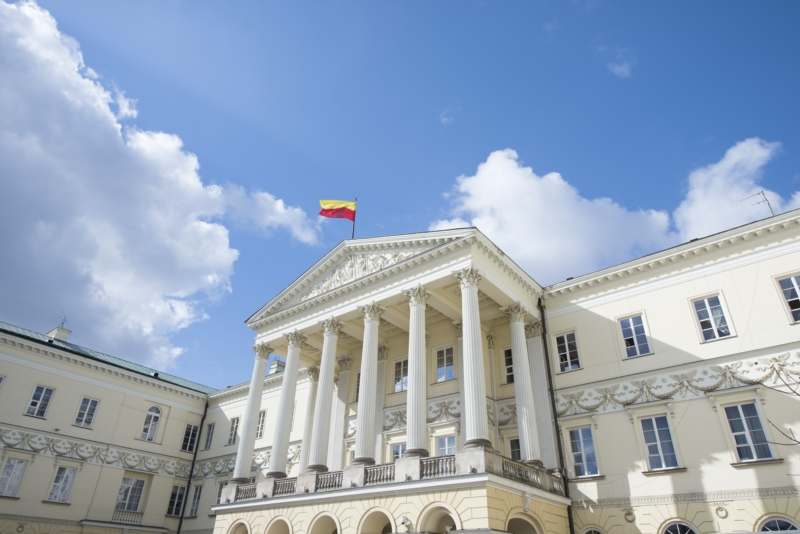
[572,484,800,509]
[301,252,415,302]
[498,403,517,426]
[383,410,407,431]
[427,400,460,423]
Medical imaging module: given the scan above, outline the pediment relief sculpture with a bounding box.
[301,252,415,302]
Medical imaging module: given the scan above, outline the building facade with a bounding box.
[1,210,799,534]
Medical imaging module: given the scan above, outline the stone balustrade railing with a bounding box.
[112,510,143,525]
[220,447,564,504]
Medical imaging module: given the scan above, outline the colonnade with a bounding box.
[232,266,550,481]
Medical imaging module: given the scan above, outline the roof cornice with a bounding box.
[208,368,313,402]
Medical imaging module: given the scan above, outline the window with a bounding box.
[437,436,456,456]
[392,443,407,461]
[228,418,239,445]
[693,295,731,341]
[355,372,361,402]
[0,458,28,497]
[188,486,202,516]
[762,519,799,531]
[641,416,678,470]
[74,397,99,428]
[725,403,772,461]
[778,275,800,323]
[0,376,5,390]
[256,411,266,440]
[556,333,580,372]
[47,467,76,503]
[436,347,454,382]
[504,348,514,384]
[569,427,598,476]
[26,385,54,418]
[140,406,161,442]
[619,315,650,357]
[166,485,186,516]
[215,481,228,504]
[664,524,697,534]
[203,423,215,450]
[509,438,521,462]
[182,424,200,452]
[115,477,145,511]
[583,531,604,534]
[394,360,408,392]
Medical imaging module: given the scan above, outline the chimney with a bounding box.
[46,327,71,342]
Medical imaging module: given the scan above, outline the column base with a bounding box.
[230,477,251,483]
[403,448,430,458]
[463,438,493,449]
[524,459,545,468]
[352,457,376,466]
[306,464,329,473]
[265,471,287,479]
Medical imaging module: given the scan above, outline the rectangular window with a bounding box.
[0,458,28,497]
[203,423,215,450]
[215,481,228,504]
[182,424,200,452]
[556,333,580,372]
[693,295,732,341]
[115,477,145,511]
[620,315,650,357]
[504,348,514,384]
[437,435,456,456]
[256,411,266,440]
[0,376,5,390]
[568,427,598,477]
[436,347,455,382]
[509,438,521,462]
[394,360,409,392]
[392,443,407,461]
[74,397,99,428]
[47,466,76,503]
[778,275,800,323]
[725,403,772,461]
[166,485,186,516]
[641,416,678,470]
[355,373,360,402]
[228,418,239,445]
[189,485,202,516]
[26,385,54,418]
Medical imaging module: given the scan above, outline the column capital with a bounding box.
[337,355,352,371]
[306,365,320,382]
[403,284,430,306]
[284,330,308,347]
[358,302,385,321]
[378,343,389,361]
[525,321,542,338]
[487,331,495,349]
[502,303,528,324]
[252,343,274,360]
[453,321,463,338]
[320,317,345,336]
[454,266,482,288]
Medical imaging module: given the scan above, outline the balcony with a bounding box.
[112,510,143,525]
[219,448,564,505]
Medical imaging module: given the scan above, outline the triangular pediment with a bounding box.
[246,228,476,326]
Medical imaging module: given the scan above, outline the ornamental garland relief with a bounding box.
[301,252,415,302]
[557,351,800,416]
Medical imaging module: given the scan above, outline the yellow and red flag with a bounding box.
[319,199,356,222]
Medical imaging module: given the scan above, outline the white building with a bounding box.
[2,209,800,534]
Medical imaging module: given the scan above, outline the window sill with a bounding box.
[388,390,408,396]
[699,333,737,344]
[569,474,605,482]
[642,467,687,476]
[731,458,783,468]
[623,353,654,360]
[134,438,160,445]
[431,378,456,386]
[165,515,181,518]
[557,367,583,374]
[71,424,94,430]
[42,500,70,505]
[0,495,20,500]
[23,413,47,420]
[184,516,197,519]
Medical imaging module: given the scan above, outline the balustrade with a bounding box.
[112,511,143,525]
[365,463,395,486]
[316,471,343,491]
[420,455,456,479]
[502,459,541,488]
[235,482,258,501]
[274,478,296,497]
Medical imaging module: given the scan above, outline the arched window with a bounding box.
[140,406,161,442]
[584,530,604,534]
[664,524,697,534]
[762,519,800,531]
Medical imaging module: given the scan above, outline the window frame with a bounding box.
[255,411,266,440]
[509,438,521,462]
[436,435,456,456]
[115,477,146,512]
[503,347,514,384]
[393,359,409,393]
[25,384,55,418]
[166,484,186,516]
[774,272,800,325]
[553,330,582,373]
[215,481,228,504]
[202,423,215,450]
[0,457,29,497]
[392,443,407,461]
[663,522,698,534]
[567,425,599,478]
[0,375,5,391]
[181,424,200,453]
[616,312,653,359]
[435,346,455,383]
[723,401,773,463]
[227,418,239,445]
[46,465,77,503]
[73,396,100,429]
[140,405,162,442]
[640,414,680,471]
[759,517,800,531]
[188,485,202,517]
[689,292,736,343]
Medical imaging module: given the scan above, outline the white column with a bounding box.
[504,305,542,465]
[487,331,501,448]
[267,331,306,478]
[297,366,319,473]
[527,322,558,469]
[455,266,492,448]
[354,303,383,464]
[374,343,389,463]
[329,355,352,470]
[454,322,466,447]
[232,343,272,481]
[403,284,429,457]
[307,317,343,472]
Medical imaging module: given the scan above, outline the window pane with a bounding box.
[0,459,28,497]
[48,467,76,502]
[189,486,202,516]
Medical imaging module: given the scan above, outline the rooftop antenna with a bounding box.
[56,309,70,330]
[741,190,774,217]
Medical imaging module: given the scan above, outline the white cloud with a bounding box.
[595,45,636,78]
[0,1,318,369]
[543,19,560,32]
[440,110,454,125]
[430,140,800,285]
[607,61,632,78]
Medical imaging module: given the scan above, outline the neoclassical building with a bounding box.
[2,210,800,534]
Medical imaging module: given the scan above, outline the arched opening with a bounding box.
[266,519,291,534]
[309,515,338,534]
[420,507,457,534]
[229,523,249,534]
[507,517,538,534]
[359,511,393,534]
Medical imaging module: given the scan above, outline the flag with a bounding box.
[319,200,356,221]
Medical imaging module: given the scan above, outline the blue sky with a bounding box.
[1,1,799,389]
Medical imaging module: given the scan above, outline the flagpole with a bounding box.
[351,198,357,239]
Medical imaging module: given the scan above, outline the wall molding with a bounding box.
[572,484,800,508]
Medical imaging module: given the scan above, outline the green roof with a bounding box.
[0,321,217,395]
